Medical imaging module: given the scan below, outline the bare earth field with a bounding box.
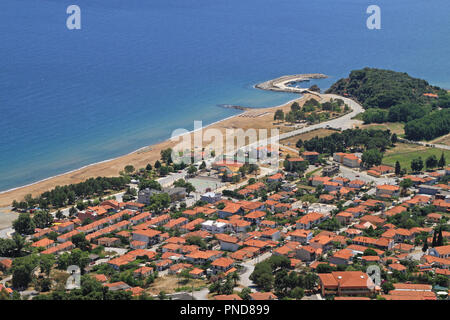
[431,133,450,146]
[0,94,321,208]
[147,275,206,295]
[280,128,336,148]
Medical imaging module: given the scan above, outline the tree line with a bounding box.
[12,176,130,210]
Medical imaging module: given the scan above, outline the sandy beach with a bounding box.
[0,93,320,209]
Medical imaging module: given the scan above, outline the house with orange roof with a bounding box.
[218,203,243,219]
[296,212,326,229]
[243,210,266,225]
[267,172,284,183]
[215,233,240,252]
[189,268,205,279]
[132,229,161,245]
[344,228,362,238]
[318,271,377,297]
[249,292,278,300]
[0,258,12,271]
[260,228,281,241]
[382,205,407,218]
[238,200,266,213]
[352,236,393,250]
[311,176,331,187]
[31,238,54,249]
[214,294,242,300]
[432,199,450,212]
[185,250,222,264]
[335,211,353,225]
[285,157,308,171]
[289,229,313,244]
[323,180,341,192]
[230,248,254,261]
[429,245,450,259]
[360,214,386,227]
[211,257,235,274]
[295,245,318,262]
[41,241,74,255]
[181,218,205,232]
[329,249,354,265]
[376,184,400,197]
[56,221,75,234]
[370,165,394,175]
[302,151,320,163]
[388,263,407,273]
[348,179,365,189]
[426,212,442,223]
[394,228,414,243]
[133,266,153,278]
[361,255,381,264]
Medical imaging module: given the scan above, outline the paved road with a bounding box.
[338,165,397,185]
[238,251,272,291]
[399,138,450,151]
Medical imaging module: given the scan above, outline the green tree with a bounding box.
[124,165,135,174]
[238,287,251,300]
[395,161,401,175]
[425,155,438,170]
[381,281,394,294]
[438,153,446,168]
[274,109,284,122]
[149,193,170,213]
[411,157,424,173]
[71,233,91,251]
[160,148,173,164]
[32,211,53,229]
[12,213,36,235]
[363,248,378,256]
[361,149,383,168]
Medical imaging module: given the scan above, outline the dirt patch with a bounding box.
[280,128,336,147]
[147,274,207,295]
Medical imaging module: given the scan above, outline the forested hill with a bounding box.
[325,68,441,109]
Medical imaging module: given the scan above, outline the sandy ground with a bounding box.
[0,94,321,208]
[0,207,18,229]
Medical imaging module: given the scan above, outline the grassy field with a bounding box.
[360,122,405,136]
[382,143,450,171]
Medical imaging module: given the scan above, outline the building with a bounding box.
[295,245,317,262]
[322,164,340,177]
[132,229,161,245]
[296,212,326,229]
[200,192,222,203]
[302,151,320,163]
[376,184,400,198]
[318,271,377,297]
[138,187,186,205]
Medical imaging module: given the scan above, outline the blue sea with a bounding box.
[0,0,449,192]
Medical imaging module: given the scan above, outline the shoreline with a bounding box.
[0,91,308,208]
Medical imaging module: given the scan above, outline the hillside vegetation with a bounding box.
[326,68,450,141]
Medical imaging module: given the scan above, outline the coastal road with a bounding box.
[278,93,364,141]
[229,93,364,158]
